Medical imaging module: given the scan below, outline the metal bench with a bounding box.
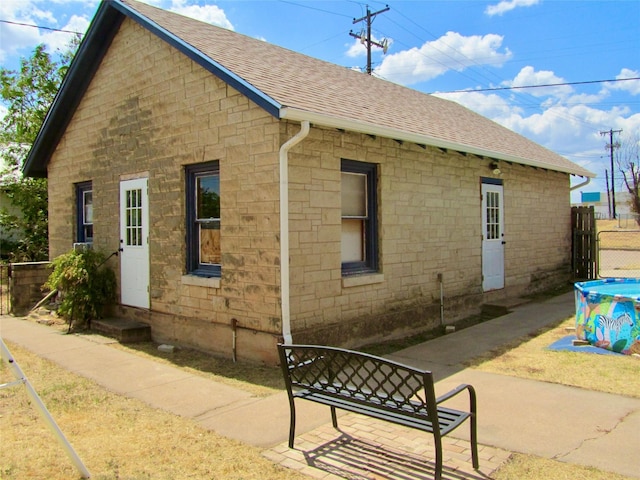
[278,344,478,480]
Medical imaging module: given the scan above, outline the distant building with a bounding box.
[575,191,633,219]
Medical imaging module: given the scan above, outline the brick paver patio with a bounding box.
[264,413,512,479]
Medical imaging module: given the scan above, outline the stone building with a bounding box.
[23,0,593,363]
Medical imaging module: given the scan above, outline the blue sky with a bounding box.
[1,0,639,198]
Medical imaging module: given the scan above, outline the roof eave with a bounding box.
[280,107,595,178]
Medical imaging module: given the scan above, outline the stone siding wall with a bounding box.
[47,19,282,363]
[286,126,571,347]
[9,262,51,316]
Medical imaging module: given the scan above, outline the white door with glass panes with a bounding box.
[482,181,505,291]
[119,178,150,308]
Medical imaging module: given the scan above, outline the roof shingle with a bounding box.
[121,0,592,177]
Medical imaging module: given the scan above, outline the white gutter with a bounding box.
[280,107,595,179]
[279,120,310,344]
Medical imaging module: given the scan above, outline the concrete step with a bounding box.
[481,297,529,318]
[481,303,511,318]
[91,317,151,343]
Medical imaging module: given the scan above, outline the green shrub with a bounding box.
[45,248,117,327]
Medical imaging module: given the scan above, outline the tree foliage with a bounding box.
[617,132,640,226]
[1,39,79,261]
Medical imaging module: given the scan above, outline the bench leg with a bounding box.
[330,406,338,428]
[470,412,479,469]
[434,436,443,480]
[288,402,297,448]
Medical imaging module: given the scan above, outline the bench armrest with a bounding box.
[436,383,476,409]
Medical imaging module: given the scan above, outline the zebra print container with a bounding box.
[575,278,640,355]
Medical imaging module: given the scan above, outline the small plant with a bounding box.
[45,248,117,330]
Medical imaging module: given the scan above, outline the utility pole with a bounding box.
[600,128,623,219]
[605,169,611,219]
[349,5,390,74]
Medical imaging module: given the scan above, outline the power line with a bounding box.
[0,19,83,35]
[277,1,352,19]
[433,77,640,94]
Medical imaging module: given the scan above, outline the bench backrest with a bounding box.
[278,344,439,419]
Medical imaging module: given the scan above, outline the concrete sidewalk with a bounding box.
[2,292,639,479]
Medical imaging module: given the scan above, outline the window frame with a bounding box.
[185,161,221,278]
[341,159,378,276]
[75,181,93,243]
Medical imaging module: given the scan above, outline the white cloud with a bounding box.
[374,31,511,85]
[435,63,640,186]
[41,15,90,53]
[607,68,640,96]
[506,66,573,99]
[0,0,92,64]
[169,0,234,30]
[485,0,541,17]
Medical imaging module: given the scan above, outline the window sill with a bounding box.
[342,273,384,288]
[181,275,221,289]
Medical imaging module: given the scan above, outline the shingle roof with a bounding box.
[23,0,594,178]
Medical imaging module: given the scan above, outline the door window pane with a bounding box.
[485,191,500,240]
[125,188,143,246]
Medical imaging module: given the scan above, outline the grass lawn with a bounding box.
[0,341,305,480]
[468,316,640,399]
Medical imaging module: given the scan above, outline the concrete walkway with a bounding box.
[2,292,639,479]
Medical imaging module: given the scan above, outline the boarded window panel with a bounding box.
[341,218,364,262]
[341,172,366,217]
[200,222,221,264]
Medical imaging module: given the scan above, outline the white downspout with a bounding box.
[279,120,310,344]
[570,176,592,191]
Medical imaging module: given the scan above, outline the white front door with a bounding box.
[482,182,505,291]
[119,178,150,309]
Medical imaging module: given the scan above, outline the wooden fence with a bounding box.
[572,206,596,280]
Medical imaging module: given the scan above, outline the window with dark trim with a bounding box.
[186,162,221,277]
[76,181,93,243]
[341,159,378,276]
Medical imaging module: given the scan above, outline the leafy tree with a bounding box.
[617,132,640,226]
[1,39,79,261]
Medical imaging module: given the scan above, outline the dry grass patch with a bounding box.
[494,453,636,480]
[0,341,306,480]
[468,317,640,398]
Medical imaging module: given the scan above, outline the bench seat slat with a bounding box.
[295,390,470,435]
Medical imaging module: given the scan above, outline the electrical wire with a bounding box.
[0,19,83,35]
[434,77,640,94]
